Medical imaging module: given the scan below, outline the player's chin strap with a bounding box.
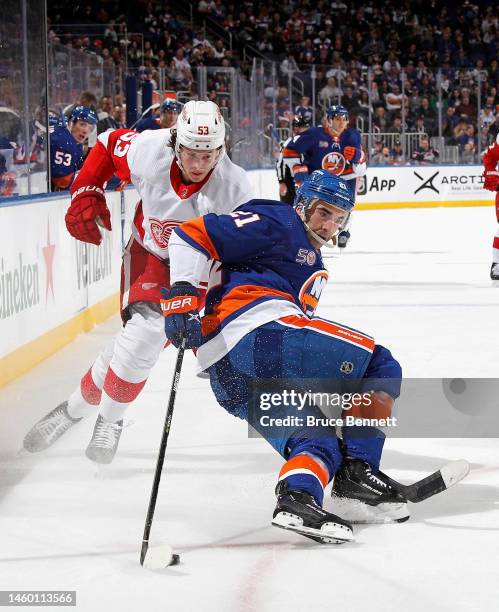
[303,224,337,249]
[297,206,338,249]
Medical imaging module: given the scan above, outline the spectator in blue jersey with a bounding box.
[282,104,366,248]
[294,96,314,124]
[50,106,97,191]
[135,99,181,132]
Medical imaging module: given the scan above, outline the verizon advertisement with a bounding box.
[0,192,122,359]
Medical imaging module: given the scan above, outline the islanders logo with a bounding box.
[322,151,346,176]
[299,270,329,316]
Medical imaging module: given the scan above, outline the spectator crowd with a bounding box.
[1,0,498,197]
[199,0,498,163]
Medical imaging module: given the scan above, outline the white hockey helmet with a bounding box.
[175,100,225,153]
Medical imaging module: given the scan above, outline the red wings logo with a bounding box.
[322,152,346,176]
[149,218,182,249]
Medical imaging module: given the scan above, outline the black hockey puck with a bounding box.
[170,553,180,566]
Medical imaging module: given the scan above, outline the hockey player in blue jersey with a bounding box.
[282,105,366,247]
[50,106,97,191]
[135,99,181,132]
[275,113,311,204]
[161,170,406,545]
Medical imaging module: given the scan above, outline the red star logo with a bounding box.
[42,220,56,302]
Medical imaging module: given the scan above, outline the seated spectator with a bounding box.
[63,91,98,120]
[442,106,460,143]
[413,115,429,134]
[170,48,193,88]
[461,124,478,149]
[389,140,405,165]
[280,53,299,77]
[370,139,384,160]
[453,119,472,147]
[97,96,113,123]
[357,90,371,118]
[383,51,401,75]
[371,142,390,165]
[276,86,291,115]
[455,90,476,119]
[408,86,422,115]
[325,60,346,82]
[319,77,342,106]
[295,96,314,124]
[411,136,439,165]
[373,105,388,132]
[198,0,215,14]
[97,104,126,133]
[211,0,226,20]
[341,86,359,113]
[418,96,437,135]
[385,84,405,116]
[213,39,227,59]
[387,115,404,135]
[480,105,496,130]
[460,140,476,164]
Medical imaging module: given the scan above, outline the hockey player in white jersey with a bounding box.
[23,101,252,464]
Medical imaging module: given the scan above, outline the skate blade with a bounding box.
[272,511,354,544]
[331,496,410,524]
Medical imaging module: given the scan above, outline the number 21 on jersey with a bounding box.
[230,211,261,228]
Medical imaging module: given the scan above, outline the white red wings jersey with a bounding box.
[74,128,253,259]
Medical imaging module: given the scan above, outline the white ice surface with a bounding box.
[1,206,498,612]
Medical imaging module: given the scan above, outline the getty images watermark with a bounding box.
[257,388,397,429]
[247,378,499,438]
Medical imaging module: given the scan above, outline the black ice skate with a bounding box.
[337,230,351,248]
[491,263,499,281]
[272,481,354,544]
[85,415,123,464]
[331,457,410,524]
[23,401,82,452]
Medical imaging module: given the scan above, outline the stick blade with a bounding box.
[406,459,471,503]
[142,544,179,570]
[440,459,470,489]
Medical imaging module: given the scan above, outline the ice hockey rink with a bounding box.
[1,204,498,612]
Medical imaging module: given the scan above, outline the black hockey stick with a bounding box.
[383,459,470,503]
[140,339,186,568]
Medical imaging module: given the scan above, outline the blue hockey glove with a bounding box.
[160,283,202,349]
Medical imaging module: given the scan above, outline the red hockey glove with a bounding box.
[65,186,112,245]
[483,170,499,192]
[344,146,357,161]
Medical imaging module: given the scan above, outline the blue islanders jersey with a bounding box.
[49,126,84,190]
[284,127,365,201]
[171,199,375,370]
